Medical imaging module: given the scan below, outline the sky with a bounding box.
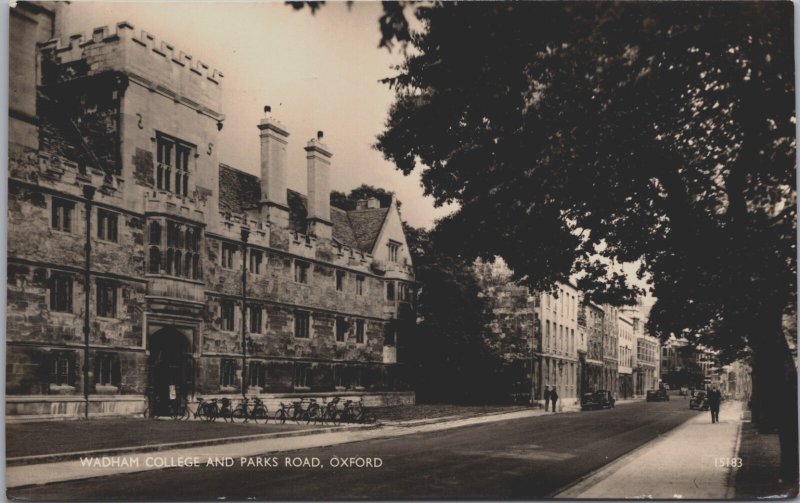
[59,1,455,229]
[54,1,654,300]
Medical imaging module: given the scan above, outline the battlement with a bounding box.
[39,21,224,118]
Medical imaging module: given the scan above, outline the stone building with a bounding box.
[534,283,581,403]
[7,3,415,419]
[579,301,605,393]
[617,315,635,399]
[601,304,620,395]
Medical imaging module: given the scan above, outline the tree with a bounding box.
[330,184,399,210]
[401,223,504,404]
[372,2,796,479]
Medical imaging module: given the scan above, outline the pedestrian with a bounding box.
[551,387,559,413]
[544,385,551,412]
[707,385,722,423]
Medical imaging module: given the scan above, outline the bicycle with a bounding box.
[318,397,341,425]
[170,398,190,421]
[231,396,269,423]
[274,401,294,424]
[218,397,234,422]
[249,397,269,424]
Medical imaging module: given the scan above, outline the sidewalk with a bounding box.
[556,401,744,499]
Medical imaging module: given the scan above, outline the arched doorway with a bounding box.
[148,327,192,415]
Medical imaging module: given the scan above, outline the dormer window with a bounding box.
[156,133,192,197]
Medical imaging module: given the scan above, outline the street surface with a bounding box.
[9,399,697,500]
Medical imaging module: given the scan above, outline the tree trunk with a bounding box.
[749,311,798,484]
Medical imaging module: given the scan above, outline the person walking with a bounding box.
[707,385,722,423]
[551,387,559,413]
[544,385,551,412]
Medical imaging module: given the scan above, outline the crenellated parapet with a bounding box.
[38,21,224,121]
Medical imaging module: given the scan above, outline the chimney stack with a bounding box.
[305,131,333,239]
[257,106,290,227]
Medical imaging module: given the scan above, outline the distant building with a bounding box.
[659,338,717,390]
[534,283,581,402]
[579,301,605,393]
[617,315,635,399]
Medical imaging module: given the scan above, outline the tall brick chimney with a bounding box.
[258,106,290,227]
[305,130,333,239]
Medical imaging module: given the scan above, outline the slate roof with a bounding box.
[218,164,389,253]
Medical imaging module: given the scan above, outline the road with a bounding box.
[9,398,697,500]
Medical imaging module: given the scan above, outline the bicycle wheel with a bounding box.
[252,406,268,424]
[231,407,245,423]
[305,406,320,425]
[329,409,340,426]
[194,405,206,422]
[206,406,218,422]
[274,409,286,424]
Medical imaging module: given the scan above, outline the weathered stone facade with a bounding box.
[7,2,415,419]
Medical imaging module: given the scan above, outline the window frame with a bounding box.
[97,208,119,243]
[293,362,311,389]
[49,351,76,387]
[355,275,365,296]
[95,352,120,387]
[49,273,73,313]
[355,319,366,344]
[51,197,74,233]
[335,269,345,292]
[156,133,194,197]
[96,279,118,318]
[221,242,237,270]
[387,240,401,262]
[335,316,348,343]
[386,281,395,301]
[294,310,311,339]
[249,304,263,334]
[248,360,267,389]
[220,300,236,332]
[249,249,263,275]
[294,260,310,284]
[220,358,237,388]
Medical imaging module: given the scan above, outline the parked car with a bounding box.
[689,391,709,411]
[581,390,616,411]
[646,389,670,402]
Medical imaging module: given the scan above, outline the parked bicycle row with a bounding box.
[143,396,377,425]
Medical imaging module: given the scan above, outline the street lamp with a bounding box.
[82,184,96,419]
[240,227,249,399]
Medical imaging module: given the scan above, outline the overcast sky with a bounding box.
[60,1,455,229]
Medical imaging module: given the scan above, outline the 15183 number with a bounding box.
[714,457,743,468]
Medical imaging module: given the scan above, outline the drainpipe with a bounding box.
[82,184,96,419]
[240,228,249,398]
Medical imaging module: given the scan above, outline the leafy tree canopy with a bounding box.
[330,184,400,210]
[373,2,795,359]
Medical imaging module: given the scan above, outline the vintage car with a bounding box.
[580,390,616,411]
[646,389,670,402]
[689,391,709,410]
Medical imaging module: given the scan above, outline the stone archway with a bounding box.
[148,327,192,415]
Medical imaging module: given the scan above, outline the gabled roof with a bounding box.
[219,163,259,214]
[218,163,388,253]
[347,207,390,252]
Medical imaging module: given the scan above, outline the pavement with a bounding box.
[555,400,745,499]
